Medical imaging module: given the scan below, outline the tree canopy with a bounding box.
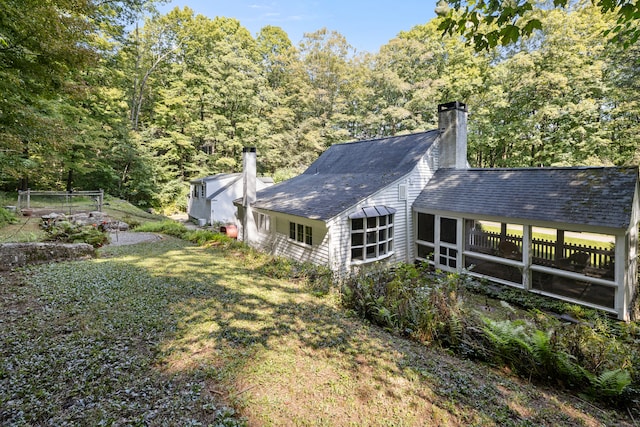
[437,0,640,50]
[1,2,639,211]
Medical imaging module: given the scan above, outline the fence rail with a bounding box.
[17,189,104,213]
[468,230,613,270]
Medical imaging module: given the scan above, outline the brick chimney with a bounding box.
[242,147,258,243]
[438,101,468,169]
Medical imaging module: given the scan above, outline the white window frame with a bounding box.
[256,212,270,233]
[289,221,312,246]
[350,207,395,264]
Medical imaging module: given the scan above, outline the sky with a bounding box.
[158,0,438,53]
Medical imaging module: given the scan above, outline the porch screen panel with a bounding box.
[530,226,616,309]
[416,213,435,262]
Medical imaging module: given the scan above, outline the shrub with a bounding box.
[341,263,467,345]
[43,221,110,248]
[339,264,637,407]
[0,207,17,227]
[134,220,187,238]
[183,229,218,245]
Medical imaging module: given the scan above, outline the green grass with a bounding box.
[0,238,635,426]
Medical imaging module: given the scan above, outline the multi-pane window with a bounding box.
[350,206,395,263]
[289,222,312,246]
[200,185,205,198]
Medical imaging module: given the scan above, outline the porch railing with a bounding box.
[467,230,613,270]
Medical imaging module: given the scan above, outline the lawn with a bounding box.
[0,236,635,426]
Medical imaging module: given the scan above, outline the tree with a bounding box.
[0,0,159,190]
[468,7,615,167]
[437,0,640,50]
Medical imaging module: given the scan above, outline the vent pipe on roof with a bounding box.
[242,147,258,243]
[438,101,468,169]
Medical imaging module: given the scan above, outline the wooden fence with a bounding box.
[468,230,613,270]
[17,189,104,214]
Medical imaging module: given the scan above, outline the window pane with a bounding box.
[352,218,364,230]
[417,244,434,260]
[351,232,363,246]
[366,245,376,259]
[297,224,304,242]
[417,213,435,242]
[367,231,377,244]
[351,248,363,261]
[441,217,457,244]
[367,217,377,229]
[305,226,312,245]
[378,243,387,254]
[289,222,296,240]
[378,229,386,241]
[379,215,387,226]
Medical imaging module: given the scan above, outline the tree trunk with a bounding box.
[66,169,73,192]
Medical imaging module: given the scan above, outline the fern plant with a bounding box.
[589,368,632,398]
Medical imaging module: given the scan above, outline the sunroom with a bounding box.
[413,167,639,321]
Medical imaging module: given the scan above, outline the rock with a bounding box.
[0,242,96,271]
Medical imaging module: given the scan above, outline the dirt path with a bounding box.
[106,231,163,246]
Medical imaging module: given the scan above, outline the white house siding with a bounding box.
[623,187,640,321]
[327,150,437,277]
[250,209,330,266]
[188,175,272,226]
[187,182,209,222]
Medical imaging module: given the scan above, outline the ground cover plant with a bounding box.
[1,235,637,425]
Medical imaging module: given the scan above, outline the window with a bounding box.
[256,212,270,232]
[350,206,395,263]
[200,185,205,198]
[289,221,312,246]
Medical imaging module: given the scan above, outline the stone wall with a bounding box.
[0,242,96,271]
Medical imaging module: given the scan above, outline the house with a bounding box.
[188,172,274,226]
[236,102,639,320]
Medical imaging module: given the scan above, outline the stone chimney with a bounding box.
[438,101,468,169]
[242,147,258,243]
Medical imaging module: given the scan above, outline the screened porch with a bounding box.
[415,213,622,316]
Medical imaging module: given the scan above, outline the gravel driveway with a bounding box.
[106,231,162,246]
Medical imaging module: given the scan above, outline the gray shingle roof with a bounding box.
[413,167,638,230]
[251,131,438,220]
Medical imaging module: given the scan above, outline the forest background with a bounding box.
[1,0,639,212]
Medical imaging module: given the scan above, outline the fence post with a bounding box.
[99,189,103,212]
